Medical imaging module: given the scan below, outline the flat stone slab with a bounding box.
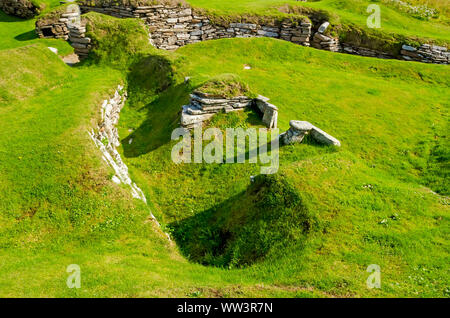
[290,120,313,132]
[284,120,341,147]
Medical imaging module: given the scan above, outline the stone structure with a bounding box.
[311,21,339,52]
[181,93,278,129]
[281,120,341,147]
[311,32,339,52]
[68,23,91,59]
[78,3,312,50]
[340,43,395,59]
[34,1,448,64]
[254,95,278,129]
[36,5,91,59]
[401,44,449,64]
[89,86,148,203]
[88,85,169,239]
[36,9,81,40]
[0,0,39,19]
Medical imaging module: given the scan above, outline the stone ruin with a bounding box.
[181,93,278,130]
[35,5,92,60]
[32,1,449,64]
[0,0,39,19]
[281,120,341,147]
[180,93,340,147]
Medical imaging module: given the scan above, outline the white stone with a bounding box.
[112,175,121,184]
[47,47,58,54]
[318,22,330,34]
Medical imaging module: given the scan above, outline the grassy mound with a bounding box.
[195,74,254,98]
[171,174,312,268]
[83,12,153,69]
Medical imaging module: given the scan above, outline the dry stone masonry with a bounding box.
[88,85,169,239]
[401,44,449,64]
[181,93,278,129]
[89,86,148,203]
[69,23,91,59]
[36,8,80,40]
[78,2,312,50]
[33,2,448,64]
[36,5,92,59]
[281,120,341,147]
[0,0,39,19]
[311,22,339,52]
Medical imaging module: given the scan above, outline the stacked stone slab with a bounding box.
[254,95,278,129]
[78,3,312,50]
[36,8,82,40]
[36,6,92,59]
[181,92,253,129]
[311,22,339,52]
[89,86,148,203]
[0,0,39,19]
[69,23,91,59]
[36,17,70,40]
[181,93,278,129]
[401,44,449,64]
[341,44,395,59]
[36,2,449,65]
[282,120,341,147]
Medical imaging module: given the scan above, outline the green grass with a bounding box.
[0,10,448,298]
[113,19,448,296]
[0,10,73,55]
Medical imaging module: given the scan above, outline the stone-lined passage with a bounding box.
[89,86,148,203]
[88,85,170,239]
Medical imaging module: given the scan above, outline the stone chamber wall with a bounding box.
[181,92,278,130]
[36,7,92,59]
[34,2,448,65]
[0,0,39,19]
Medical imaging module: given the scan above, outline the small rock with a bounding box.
[47,47,58,54]
[318,22,330,34]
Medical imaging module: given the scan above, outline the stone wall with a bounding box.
[89,85,148,202]
[36,6,92,59]
[78,4,312,50]
[401,44,449,64]
[35,2,448,65]
[0,0,39,19]
[181,92,278,129]
[68,23,91,59]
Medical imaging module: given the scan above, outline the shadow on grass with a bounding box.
[122,54,190,158]
[168,192,241,267]
[14,30,37,41]
[0,10,25,22]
